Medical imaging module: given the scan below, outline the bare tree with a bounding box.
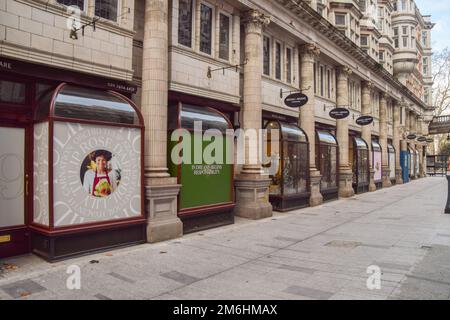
[431,48,450,152]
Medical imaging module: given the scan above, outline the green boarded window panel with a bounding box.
[169,132,232,210]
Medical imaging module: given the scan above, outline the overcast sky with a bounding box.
[414,0,450,52]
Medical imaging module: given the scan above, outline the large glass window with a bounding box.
[178,0,193,47]
[263,36,271,76]
[95,0,118,21]
[316,131,338,191]
[0,80,26,104]
[219,14,230,60]
[200,4,213,55]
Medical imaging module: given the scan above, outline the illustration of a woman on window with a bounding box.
[82,150,118,198]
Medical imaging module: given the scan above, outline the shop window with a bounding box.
[351,137,370,193]
[265,121,310,210]
[167,103,234,228]
[95,0,118,21]
[372,141,382,184]
[275,42,282,80]
[316,130,338,199]
[52,85,140,125]
[200,4,213,55]
[32,83,145,260]
[388,144,396,181]
[178,0,193,48]
[57,0,85,10]
[218,14,230,60]
[0,80,26,104]
[263,36,271,76]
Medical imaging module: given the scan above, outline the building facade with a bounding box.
[0,0,435,260]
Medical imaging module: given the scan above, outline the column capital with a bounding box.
[362,81,373,90]
[337,65,352,77]
[300,43,321,57]
[243,10,270,32]
[380,92,388,101]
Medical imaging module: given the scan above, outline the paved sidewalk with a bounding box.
[1,177,450,300]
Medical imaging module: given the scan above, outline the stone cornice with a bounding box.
[274,0,428,111]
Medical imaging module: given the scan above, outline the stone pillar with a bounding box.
[361,81,376,191]
[380,94,392,188]
[300,43,323,206]
[408,110,417,179]
[234,10,272,220]
[336,66,354,198]
[141,0,182,242]
[418,117,426,178]
[393,101,403,184]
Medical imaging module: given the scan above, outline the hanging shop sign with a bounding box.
[417,136,427,142]
[356,115,374,126]
[329,108,350,120]
[407,134,417,140]
[284,93,308,108]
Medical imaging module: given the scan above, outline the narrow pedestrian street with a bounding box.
[1,177,450,300]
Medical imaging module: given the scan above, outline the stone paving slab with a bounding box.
[1,178,450,300]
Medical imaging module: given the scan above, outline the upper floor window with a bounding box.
[335,13,346,26]
[263,36,271,76]
[57,0,85,10]
[200,4,213,55]
[361,36,368,46]
[275,42,282,80]
[401,0,407,11]
[95,0,118,21]
[286,48,292,84]
[313,63,317,94]
[218,13,230,60]
[422,31,428,46]
[178,0,194,48]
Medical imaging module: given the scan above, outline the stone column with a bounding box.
[300,43,323,206]
[418,117,426,178]
[380,94,392,188]
[409,110,417,179]
[393,101,403,184]
[336,66,354,198]
[361,81,376,191]
[141,0,182,242]
[234,10,272,220]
